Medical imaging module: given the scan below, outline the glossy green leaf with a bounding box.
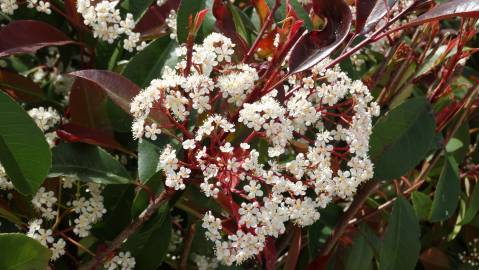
[176,0,206,43]
[49,143,133,184]
[131,172,165,217]
[122,36,177,88]
[460,184,479,225]
[379,196,420,270]
[430,156,461,222]
[121,0,156,20]
[0,91,51,195]
[411,191,432,221]
[370,97,436,180]
[0,233,51,270]
[346,231,374,270]
[124,209,171,270]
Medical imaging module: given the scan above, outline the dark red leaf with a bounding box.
[212,0,248,57]
[69,78,114,129]
[0,69,44,102]
[401,0,479,29]
[69,70,140,113]
[356,0,398,34]
[263,237,277,270]
[0,20,74,57]
[64,0,85,30]
[307,254,331,270]
[420,247,450,270]
[134,0,180,38]
[284,227,302,270]
[288,0,352,73]
[57,123,133,154]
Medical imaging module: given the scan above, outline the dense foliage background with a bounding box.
[0,0,478,269]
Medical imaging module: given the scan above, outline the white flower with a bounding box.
[220,142,234,153]
[50,239,66,261]
[105,251,136,270]
[144,123,161,140]
[243,180,263,199]
[182,139,196,150]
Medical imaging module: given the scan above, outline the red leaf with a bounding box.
[288,0,352,73]
[0,20,74,57]
[212,0,248,57]
[420,247,450,270]
[134,0,180,38]
[69,79,111,130]
[397,0,479,31]
[284,227,302,270]
[68,70,140,113]
[252,0,271,26]
[263,237,277,270]
[307,254,331,270]
[64,0,85,30]
[0,69,44,102]
[57,123,133,154]
[355,0,398,34]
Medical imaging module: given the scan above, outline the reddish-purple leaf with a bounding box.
[288,0,352,74]
[69,70,140,113]
[0,20,74,57]
[69,79,111,130]
[212,0,248,56]
[134,0,180,38]
[284,227,302,270]
[0,69,44,102]
[401,0,479,28]
[290,0,352,73]
[57,124,133,154]
[67,79,131,153]
[263,237,277,270]
[358,0,398,34]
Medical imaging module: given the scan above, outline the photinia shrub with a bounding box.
[0,0,478,269]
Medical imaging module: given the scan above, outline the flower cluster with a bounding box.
[0,0,51,15]
[28,106,61,132]
[130,33,379,265]
[27,178,107,261]
[459,238,479,267]
[104,251,136,270]
[76,0,146,52]
[0,164,14,190]
[27,219,67,260]
[28,106,61,147]
[70,182,107,237]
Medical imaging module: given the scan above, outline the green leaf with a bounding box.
[122,36,177,88]
[120,0,156,21]
[370,97,436,180]
[460,183,479,225]
[411,191,432,221]
[430,156,461,222]
[138,140,160,183]
[176,0,206,43]
[0,233,51,270]
[49,143,133,184]
[228,4,253,45]
[0,91,51,195]
[379,196,420,270]
[131,171,165,217]
[124,209,171,270]
[346,231,374,270]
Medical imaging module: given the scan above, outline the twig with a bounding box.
[79,191,173,270]
[179,223,196,270]
[320,180,381,256]
[242,0,280,63]
[60,232,96,257]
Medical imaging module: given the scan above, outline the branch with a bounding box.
[179,223,196,270]
[79,191,173,270]
[320,180,381,256]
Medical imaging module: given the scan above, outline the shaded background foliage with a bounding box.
[0,0,478,269]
